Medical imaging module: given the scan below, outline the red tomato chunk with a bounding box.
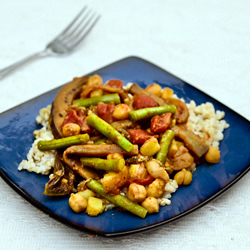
[129,129,158,144]
[133,94,158,110]
[105,79,124,89]
[97,102,115,124]
[63,109,91,133]
[150,113,172,133]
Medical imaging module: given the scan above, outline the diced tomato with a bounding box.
[133,94,158,110]
[62,109,91,133]
[81,116,92,133]
[128,129,158,144]
[105,79,123,89]
[150,113,172,133]
[97,102,115,123]
[63,109,79,125]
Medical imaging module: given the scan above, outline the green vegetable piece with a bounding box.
[86,179,147,219]
[86,113,134,152]
[156,130,175,165]
[94,138,106,145]
[37,134,90,151]
[129,105,176,123]
[73,93,121,107]
[81,158,125,172]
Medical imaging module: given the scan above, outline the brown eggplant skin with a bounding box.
[164,97,189,124]
[173,125,209,158]
[50,76,89,139]
[43,154,75,196]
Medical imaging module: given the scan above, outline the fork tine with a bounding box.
[57,6,88,38]
[59,9,92,42]
[68,13,101,48]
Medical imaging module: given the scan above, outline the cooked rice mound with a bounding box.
[18,105,55,175]
[187,101,230,148]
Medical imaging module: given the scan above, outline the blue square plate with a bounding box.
[1,56,250,237]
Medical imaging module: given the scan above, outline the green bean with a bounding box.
[86,179,147,218]
[129,105,176,123]
[86,113,134,152]
[80,158,125,172]
[156,130,175,165]
[73,93,121,107]
[37,134,89,151]
[94,138,106,145]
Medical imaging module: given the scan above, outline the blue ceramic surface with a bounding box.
[0,56,250,237]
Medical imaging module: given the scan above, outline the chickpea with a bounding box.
[107,152,124,160]
[174,169,192,186]
[77,189,96,200]
[129,163,147,179]
[112,104,132,120]
[90,89,103,97]
[68,193,88,213]
[140,137,161,156]
[145,83,162,97]
[146,159,169,182]
[127,183,147,203]
[141,197,159,214]
[161,87,174,99]
[87,74,103,86]
[205,146,220,163]
[62,123,81,137]
[147,178,165,198]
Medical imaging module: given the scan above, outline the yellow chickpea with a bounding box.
[140,137,161,156]
[87,74,103,86]
[146,159,169,182]
[127,183,147,203]
[174,169,192,186]
[147,178,166,198]
[145,83,162,97]
[205,146,220,163]
[161,87,174,99]
[68,193,88,213]
[112,104,132,120]
[90,89,103,97]
[107,152,124,160]
[128,163,148,179]
[141,197,159,214]
[62,123,81,137]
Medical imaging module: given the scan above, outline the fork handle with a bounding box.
[0,49,52,80]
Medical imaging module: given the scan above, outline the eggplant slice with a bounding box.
[164,97,189,124]
[173,125,209,158]
[43,154,75,196]
[50,76,89,138]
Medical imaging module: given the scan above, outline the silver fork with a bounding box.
[0,6,100,80]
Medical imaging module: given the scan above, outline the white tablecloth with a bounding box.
[0,1,249,249]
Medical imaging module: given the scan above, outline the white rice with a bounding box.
[186,101,230,148]
[18,105,55,175]
[158,179,178,206]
